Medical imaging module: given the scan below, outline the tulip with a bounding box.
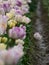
[5,44,24,65]
[34,32,42,40]
[9,26,26,39]
[2,37,8,43]
[0,43,6,50]
[8,19,17,28]
[0,15,8,35]
[15,39,24,45]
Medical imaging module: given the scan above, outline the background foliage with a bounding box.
[42,0,49,16]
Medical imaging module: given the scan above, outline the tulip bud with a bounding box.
[2,37,8,43]
[0,43,6,50]
[15,39,24,45]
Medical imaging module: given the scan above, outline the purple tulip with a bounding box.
[13,6,19,10]
[9,26,26,39]
[16,0,22,7]
[3,2,10,12]
[16,9,23,15]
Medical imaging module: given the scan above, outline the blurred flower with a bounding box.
[20,24,26,31]
[16,0,22,7]
[13,6,20,10]
[6,13,14,19]
[5,44,24,65]
[9,26,26,39]
[6,9,16,19]
[26,0,31,3]
[10,9,16,15]
[16,9,23,15]
[2,37,8,43]
[8,0,16,6]
[15,14,22,22]
[0,59,5,65]
[15,39,24,45]
[2,1,10,12]
[22,16,31,24]
[0,43,6,50]
[16,0,27,5]
[15,15,31,24]
[0,15,8,35]
[21,4,29,14]
[0,0,31,64]
[0,0,2,2]
[34,32,42,40]
[0,8,5,15]
[8,19,17,28]
[0,50,7,62]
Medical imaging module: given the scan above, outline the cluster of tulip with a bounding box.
[0,0,31,65]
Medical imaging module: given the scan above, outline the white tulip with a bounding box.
[15,39,24,45]
[34,32,42,40]
[5,44,24,65]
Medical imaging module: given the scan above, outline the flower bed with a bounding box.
[0,0,31,65]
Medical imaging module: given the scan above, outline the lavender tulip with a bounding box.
[3,1,10,12]
[9,26,26,39]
